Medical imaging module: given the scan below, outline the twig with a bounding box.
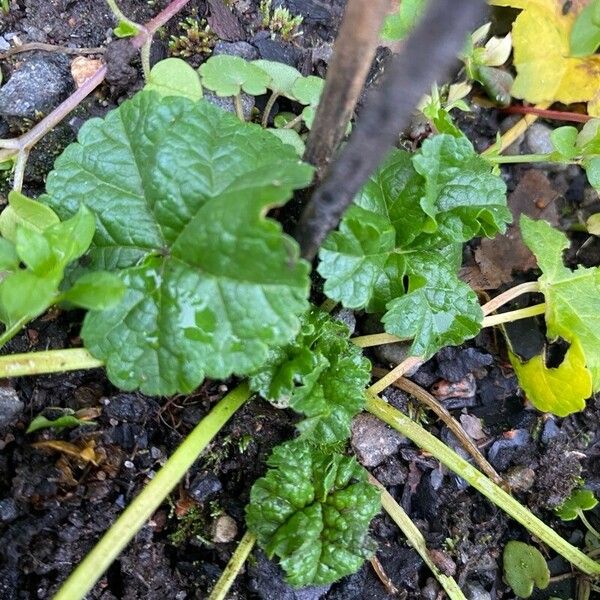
[481,281,540,316]
[373,368,507,489]
[294,0,487,260]
[368,356,423,395]
[303,0,390,178]
[501,104,592,124]
[0,0,192,191]
[0,43,106,60]
[369,556,399,597]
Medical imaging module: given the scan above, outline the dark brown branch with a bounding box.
[295,0,487,261]
[303,0,391,177]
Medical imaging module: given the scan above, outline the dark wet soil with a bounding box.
[1,1,600,599]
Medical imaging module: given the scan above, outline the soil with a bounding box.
[1,1,600,599]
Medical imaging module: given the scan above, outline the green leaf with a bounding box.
[0,238,18,271]
[503,541,550,598]
[290,75,324,106]
[413,134,511,239]
[253,59,302,96]
[246,440,380,587]
[520,215,600,389]
[114,20,139,38]
[509,339,592,417]
[63,272,126,310]
[556,488,599,520]
[0,271,58,328]
[583,156,600,190]
[0,190,60,242]
[146,58,203,101]
[570,0,600,56]
[550,125,579,160]
[383,261,483,359]
[43,92,313,396]
[27,412,97,434]
[250,308,371,444]
[265,128,305,157]
[199,55,270,97]
[381,0,427,41]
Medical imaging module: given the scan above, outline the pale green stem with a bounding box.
[0,316,31,350]
[481,281,541,316]
[579,510,600,541]
[106,0,139,30]
[365,391,600,577]
[352,332,406,348]
[234,94,245,122]
[319,298,338,313]
[140,39,152,82]
[283,113,303,130]
[0,348,104,377]
[487,153,568,164]
[481,303,546,328]
[208,530,257,600]
[54,383,252,600]
[262,92,280,128]
[369,475,467,599]
[367,356,423,395]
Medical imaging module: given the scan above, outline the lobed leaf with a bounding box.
[199,55,270,96]
[503,540,550,598]
[556,488,598,520]
[246,440,380,587]
[43,92,313,396]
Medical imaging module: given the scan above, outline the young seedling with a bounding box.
[168,16,216,58]
[145,57,203,100]
[26,408,98,434]
[259,0,303,41]
[503,540,550,598]
[556,488,600,540]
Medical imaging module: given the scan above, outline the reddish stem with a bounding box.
[501,105,592,124]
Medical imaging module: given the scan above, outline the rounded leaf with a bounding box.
[199,55,270,96]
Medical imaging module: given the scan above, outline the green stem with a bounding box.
[140,39,152,82]
[0,348,104,378]
[481,280,541,316]
[106,0,139,30]
[352,332,402,348]
[234,94,245,122]
[54,383,252,600]
[579,510,600,541]
[487,153,576,165]
[367,356,422,395]
[262,92,280,128]
[481,303,546,328]
[208,530,257,600]
[369,475,467,600]
[0,316,31,350]
[365,391,600,577]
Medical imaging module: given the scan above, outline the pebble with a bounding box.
[211,514,238,543]
[0,498,18,523]
[332,307,356,335]
[188,472,222,503]
[374,340,421,376]
[351,413,408,467]
[0,56,72,125]
[505,465,536,492]
[252,35,301,67]
[213,40,259,61]
[0,386,23,431]
[525,123,555,155]
[487,429,531,471]
[204,90,255,121]
[465,582,492,600]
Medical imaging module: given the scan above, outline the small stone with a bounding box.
[253,37,301,67]
[0,498,18,523]
[541,417,561,444]
[487,429,531,471]
[203,90,254,121]
[70,56,103,88]
[332,307,356,335]
[0,56,72,125]
[505,465,535,492]
[351,413,408,467]
[188,472,222,502]
[460,413,486,441]
[213,41,259,61]
[211,514,238,543]
[0,386,23,431]
[525,123,555,155]
[465,582,492,600]
[374,340,421,376]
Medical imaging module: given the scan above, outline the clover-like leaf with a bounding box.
[246,440,380,587]
[503,540,550,598]
[146,58,203,101]
[253,59,302,96]
[556,488,598,520]
[250,308,371,444]
[521,215,600,389]
[509,339,592,417]
[42,92,313,396]
[291,75,324,106]
[199,55,270,96]
[383,260,483,359]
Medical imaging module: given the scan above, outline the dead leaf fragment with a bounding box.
[32,439,100,465]
[71,56,103,88]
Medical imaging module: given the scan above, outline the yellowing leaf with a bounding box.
[490,0,600,114]
[510,339,592,417]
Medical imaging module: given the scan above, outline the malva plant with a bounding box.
[2,5,600,597]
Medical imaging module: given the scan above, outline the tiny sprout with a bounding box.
[503,540,550,598]
[556,488,600,539]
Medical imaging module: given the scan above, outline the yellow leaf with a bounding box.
[489,0,600,112]
[31,440,100,465]
[510,339,592,417]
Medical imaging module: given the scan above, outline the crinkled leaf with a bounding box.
[521,215,600,389]
[509,339,592,417]
[0,190,60,242]
[43,92,313,396]
[246,441,380,587]
[503,540,550,599]
[199,55,270,96]
[383,260,483,359]
[146,58,203,101]
[250,308,371,444]
[556,488,598,520]
[381,0,427,41]
[490,0,600,115]
[412,134,510,239]
[253,59,302,96]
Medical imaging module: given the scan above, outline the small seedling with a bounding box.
[259,0,303,41]
[146,57,203,101]
[556,488,600,540]
[381,0,427,41]
[169,16,216,58]
[27,408,98,434]
[503,540,550,598]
